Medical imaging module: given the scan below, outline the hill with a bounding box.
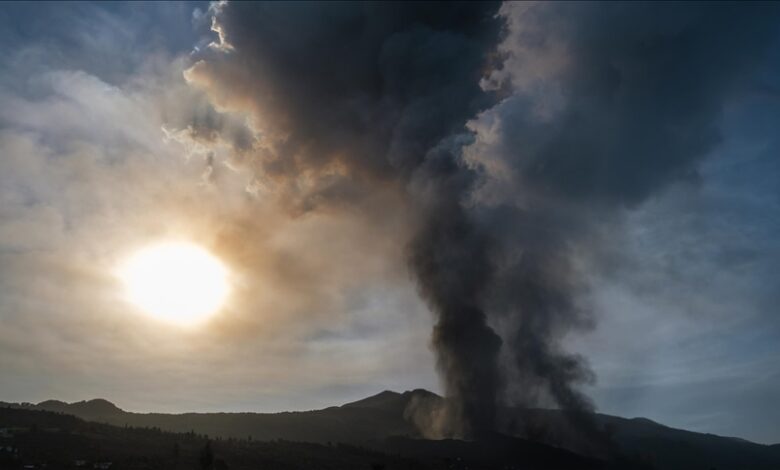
[4,390,780,469]
[0,406,606,470]
[4,391,426,443]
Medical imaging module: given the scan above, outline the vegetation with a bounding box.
[0,406,606,470]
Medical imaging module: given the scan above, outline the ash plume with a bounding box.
[465,1,780,433]
[187,1,504,438]
[183,1,780,439]
[408,141,503,438]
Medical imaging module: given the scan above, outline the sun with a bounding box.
[117,242,230,325]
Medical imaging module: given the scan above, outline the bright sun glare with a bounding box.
[117,242,230,326]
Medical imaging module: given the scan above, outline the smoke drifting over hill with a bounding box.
[176,1,780,438]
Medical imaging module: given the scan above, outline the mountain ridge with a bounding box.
[3,389,780,469]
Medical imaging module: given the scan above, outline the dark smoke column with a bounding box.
[409,147,503,438]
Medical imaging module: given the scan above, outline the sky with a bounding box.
[0,1,778,444]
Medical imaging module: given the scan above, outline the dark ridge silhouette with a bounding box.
[33,398,122,420]
[342,390,407,409]
[0,406,610,470]
[4,390,780,469]
[375,434,608,470]
[0,407,445,470]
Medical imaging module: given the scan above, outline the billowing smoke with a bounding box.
[186,1,505,438]
[182,1,780,439]
[465,2,779,431]
[408,140,503,438]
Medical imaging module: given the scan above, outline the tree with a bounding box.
[172,441,180,469]
[199,441,214,470]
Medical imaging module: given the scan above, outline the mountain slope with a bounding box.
[0,406,612,470]
[0,407,441,470]
[4,390,780,469]
[4,391,425,443]
[513,408,780,470]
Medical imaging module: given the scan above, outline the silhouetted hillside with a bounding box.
[34,398,122,421]
[343,389,438,411]
[4,390,780,469]
[4,391,426,443]
[0,406,608,470]
[376,435,609,470]
[510,408,780,470]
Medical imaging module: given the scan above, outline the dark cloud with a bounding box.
[186,2,499,201]
[477,2,780,206]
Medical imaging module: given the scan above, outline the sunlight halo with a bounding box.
[117,242,230,326]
